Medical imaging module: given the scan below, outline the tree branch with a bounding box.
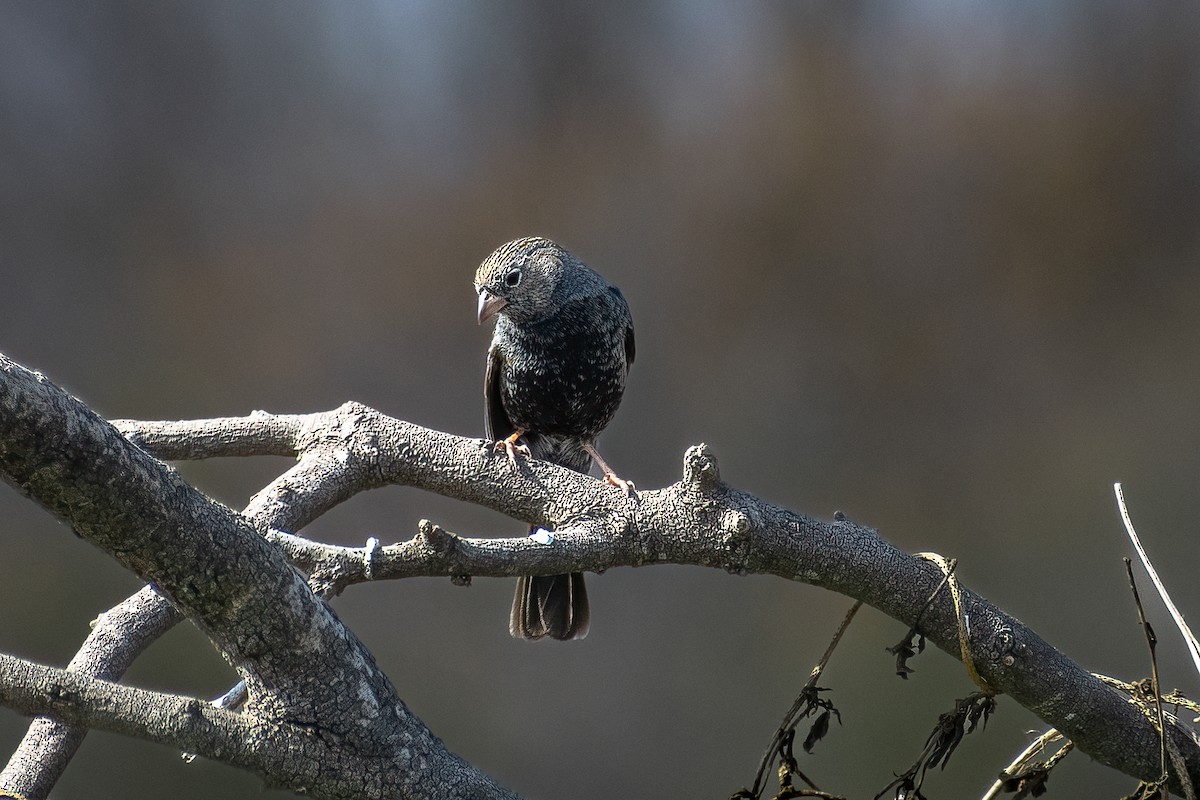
[2,402,396,798]
[0,586,180,799]
[0,355,515,800]
[0,652,271,771]
[2,351,1200,796]
[0,649,489,797]
[115,402,1200,795]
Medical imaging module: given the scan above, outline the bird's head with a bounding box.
[474,237,572,325]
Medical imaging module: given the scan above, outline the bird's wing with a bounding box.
[484,344,514,441]
[609,285,635,370]
[624,322,636,370]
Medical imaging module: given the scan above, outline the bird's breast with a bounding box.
[496,316,628,440]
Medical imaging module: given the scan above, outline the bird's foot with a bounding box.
[495,431,530,468]
[580,441,636,498]
[602,471,636,498]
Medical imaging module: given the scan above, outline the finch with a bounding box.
[475,237,635,640]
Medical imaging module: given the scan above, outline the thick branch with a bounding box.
[0,652,272,769]
[0,355,515,800]
[114,405,1200,795]
[3,352,1199,796]
[0,650,490,798]
[0,361,378,721]
[0,587,180,799]
[3,406,401,798]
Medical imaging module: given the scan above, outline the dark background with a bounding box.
[2,3,1199,798]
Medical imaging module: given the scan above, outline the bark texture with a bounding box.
[0,351,1197,798]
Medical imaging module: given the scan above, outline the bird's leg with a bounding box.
[581,442,636,496]
[495,430,531,468]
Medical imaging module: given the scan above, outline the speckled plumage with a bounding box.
[475,236,635,640]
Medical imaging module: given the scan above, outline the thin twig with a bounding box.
[1125,558,1168,783]
[742,601,862,800]
[979,728,1067,800]
[1125,559,1198,800]
[1115,483,1200,685]
[913,556,957,632]
[874,692,996,799]
[885,558,957,678]
[1117,483,1199,799]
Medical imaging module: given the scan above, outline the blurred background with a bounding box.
[2,2,1199,797]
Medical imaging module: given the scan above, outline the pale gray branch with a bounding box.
[112,412,315,459]
[3,352,1200,797]
[110,405,1200,795]
[0,355,515,800]
[0,587,180,799]
[0,650,477,797]
[113,407,1200,795]
[0,652,268,769]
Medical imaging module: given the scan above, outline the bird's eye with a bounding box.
[504,268,522,288]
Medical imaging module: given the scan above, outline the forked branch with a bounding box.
[0,352,1198,798]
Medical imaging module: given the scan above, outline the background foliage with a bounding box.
[1,3,1198,797]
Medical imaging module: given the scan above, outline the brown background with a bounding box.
[2,3,1199,797]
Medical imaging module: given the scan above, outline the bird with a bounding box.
[475,236,635,640]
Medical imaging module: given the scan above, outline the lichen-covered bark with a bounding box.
[0,587,179,800]
[0,355,516,800]
[1,351,1198,797]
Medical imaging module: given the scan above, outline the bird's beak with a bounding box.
[477,289,507,325]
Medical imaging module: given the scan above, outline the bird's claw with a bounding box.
[495,433,530,468]
[603,472,637,498]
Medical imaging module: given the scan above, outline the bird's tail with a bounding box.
[510,571,590,641]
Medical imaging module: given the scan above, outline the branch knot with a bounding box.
[418,519,458,555]
[720,507,755,575]
[682,444,722,494]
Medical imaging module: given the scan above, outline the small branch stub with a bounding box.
[721,508,754,575]
[683,444,722,494]
[418,519,458,554]
[3,353,1199,799]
